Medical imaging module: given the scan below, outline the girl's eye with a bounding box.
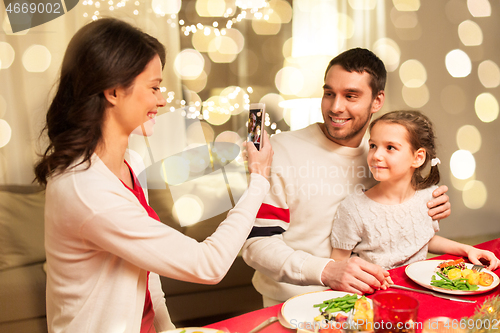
[369,143,376,149]
[152,87,160,92]
[387,145,396,151]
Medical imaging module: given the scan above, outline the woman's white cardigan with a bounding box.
[44,153,269,332]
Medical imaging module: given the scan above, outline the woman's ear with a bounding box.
[412,148,427,168]
[103,88,118,106]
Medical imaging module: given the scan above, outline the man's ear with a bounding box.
[103,88,118,106]
[370,90,385,115]
[412,148,426,168]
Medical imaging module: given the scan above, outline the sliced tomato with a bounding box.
[438,258,465,269]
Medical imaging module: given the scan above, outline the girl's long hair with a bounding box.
[369,110,440,190]
[34,18,165,185]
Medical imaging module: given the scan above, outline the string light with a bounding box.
[82,0,280,131]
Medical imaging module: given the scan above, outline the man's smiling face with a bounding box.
[320,64,384,148]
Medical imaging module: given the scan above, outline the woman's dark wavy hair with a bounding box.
[369,110,440,190]
[34,18,166,185]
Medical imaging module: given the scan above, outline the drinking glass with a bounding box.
[372,291,419,333]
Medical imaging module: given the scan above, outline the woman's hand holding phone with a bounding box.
[244,130,273,180]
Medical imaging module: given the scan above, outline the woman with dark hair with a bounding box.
[35,18,273,333]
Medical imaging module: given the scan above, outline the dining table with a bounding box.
[204,238,500,333]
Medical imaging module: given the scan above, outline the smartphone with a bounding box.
[247,103,265,150]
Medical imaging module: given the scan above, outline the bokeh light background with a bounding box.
[0,0,499,239]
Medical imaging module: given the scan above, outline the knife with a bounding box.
[389,284,477,303]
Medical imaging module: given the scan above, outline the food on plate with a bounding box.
[313,294,373,332]
[438,258,466,273]
[466,271,480,286]
[446,268,462,280]
[479,272,494,286]
[430,259,495,291]
[352,298,373,331]
[313,293,358,320]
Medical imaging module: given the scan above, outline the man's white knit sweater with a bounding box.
[45,153,270,332]
[242,123,376,303]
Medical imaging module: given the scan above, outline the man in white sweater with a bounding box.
[242,48,451,306]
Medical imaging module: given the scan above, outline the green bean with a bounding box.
[314,294,358,315]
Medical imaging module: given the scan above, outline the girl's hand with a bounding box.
[380,275,393,290]
[466,247,500,271]
[243,130,273,180]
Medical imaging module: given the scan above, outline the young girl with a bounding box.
[330,110,499,271]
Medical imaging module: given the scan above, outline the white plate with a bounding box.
[279,290,370,331]
[405,260,499,295]
[165,328,224,333]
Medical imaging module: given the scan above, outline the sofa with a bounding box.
[0,185,47,333]
[0,184,262,332]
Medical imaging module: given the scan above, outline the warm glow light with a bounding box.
[475,93,499,123]
[186,121,214,145]
[161,156,190,185]
[223,28,245,53]
[204,96,231,125]
[399,59,426,87]
[219,86,248,115]
[182,144,211,173]
[183,70,208,93]
[252,11,282,35]
[390,8,418,28]
[0,42,15,69]
[402,85,429,108]
[208,36,238,63]
[215,131,242,144]
[0,119,12,148]
[282,37,293,58]
[348,0,377,10]
[462,180,487,209]
[151,0,181,14]
[458,20,483,46]
[292,1,356,57]
[260,93,285,122]
[192,27,216,52]
[173,194,204,226]
[441,85,466,115]
[478,60,500,88]
[373,38,401,72]
[195,0,225,17]
[279,56,331,98]
[456,125,481,154]
[467,0,491,17]
[174,49,205,79]
[393,0,420,11]
[450,150,476,180]
[280,98,322,131]
[275,67,304,96]
[451,173,476,191]
[22,45,51,72]
[236,0,266,9]
[445,49,471,78]
[270,0,292,23]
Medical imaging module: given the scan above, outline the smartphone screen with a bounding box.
[247,103,265,150]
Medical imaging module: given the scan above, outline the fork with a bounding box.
[472,264,485,272]
[246,316,279,333]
